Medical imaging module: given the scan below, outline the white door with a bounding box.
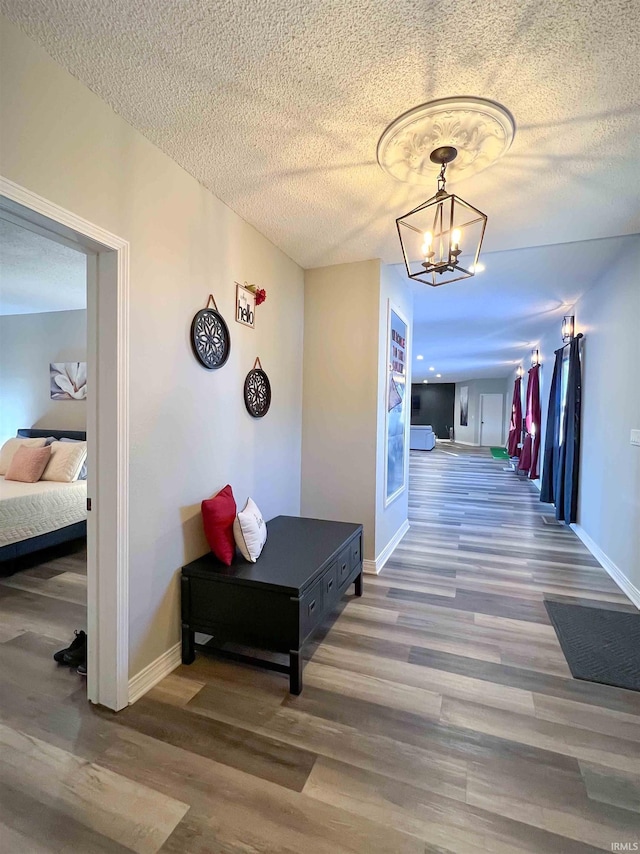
[480,394,504,446]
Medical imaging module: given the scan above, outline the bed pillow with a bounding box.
[201,485,237,565]
[233,497,267,563]
[60,438,88,480]
[5,445,52,483]
[41,440,88,483]
[0,437,47,475]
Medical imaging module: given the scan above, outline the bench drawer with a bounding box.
[350,535,362,570]
[323,562,339,605]
[300,578,323,640]
[337,546,352,589]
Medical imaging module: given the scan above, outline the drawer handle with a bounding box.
[308,600,316,614]
[341,563,347,572]
[327,579,333,590]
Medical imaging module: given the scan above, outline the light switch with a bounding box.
[631,429,640,447]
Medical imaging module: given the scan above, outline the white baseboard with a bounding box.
[364,519,410,575]
[531,478,541,492]
[571,523,640,610]
[454,440,479,446]
[128,642,182,705]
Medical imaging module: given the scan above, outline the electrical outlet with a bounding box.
[631,429,640,447]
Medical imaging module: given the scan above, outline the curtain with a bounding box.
[540,350,562,503]
[528,365,541,480]
[519,364,541,476]
[519,374,532,473]
[507,376,522,457]
[555,337,582,522]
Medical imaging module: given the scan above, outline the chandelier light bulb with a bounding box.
[451,228,461,249]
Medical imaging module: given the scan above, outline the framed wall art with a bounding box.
[236,283,255,329]
[384,303,409,506]
[459,385,469,426]
[50,362,87,400]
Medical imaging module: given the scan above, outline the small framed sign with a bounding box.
[236,283,255,329]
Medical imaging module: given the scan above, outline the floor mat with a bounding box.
[490,447,509,459]
[544,600,640,691]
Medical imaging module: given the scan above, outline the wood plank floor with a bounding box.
[1,447,639,852]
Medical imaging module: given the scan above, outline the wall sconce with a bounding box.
[531,348,540,367]
[516,365,525,378]
[562,314,575,343]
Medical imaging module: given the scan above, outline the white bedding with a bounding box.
[0,475,87,547]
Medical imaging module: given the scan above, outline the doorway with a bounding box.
[480,393,504,446]
[0,176,129,710]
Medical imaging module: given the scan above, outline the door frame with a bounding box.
[0,176,130,711]
[479,393,504,446]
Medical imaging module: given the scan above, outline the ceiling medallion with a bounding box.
[377,96,515,185]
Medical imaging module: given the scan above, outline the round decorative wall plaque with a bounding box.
[244,357,271,418]
[191,295,231,370]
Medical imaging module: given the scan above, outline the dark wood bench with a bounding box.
[181,515,363,693]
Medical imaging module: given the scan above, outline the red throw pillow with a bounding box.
[201,484,237,565]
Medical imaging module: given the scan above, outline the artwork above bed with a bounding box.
[50,362,87,400]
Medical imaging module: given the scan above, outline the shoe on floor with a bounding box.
[62,633,87,668]
[54,630,86,665]
[77,662,87,677]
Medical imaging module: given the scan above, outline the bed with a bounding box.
[0,429,87,563]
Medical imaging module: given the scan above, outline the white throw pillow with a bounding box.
[233,498,267,562]
[41,440,88,483]
[0,437,47,475]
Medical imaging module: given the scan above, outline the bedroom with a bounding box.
[0,217,90,679]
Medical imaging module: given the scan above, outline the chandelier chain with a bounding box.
[437,162,447,193]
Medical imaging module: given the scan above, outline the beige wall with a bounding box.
[0,17,305,676]
[301,260,380,560]
[0,309,87,444]
[301,260,413,565]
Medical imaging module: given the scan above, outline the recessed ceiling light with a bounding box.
[436,373,442,378]
[423,379,429,384]
[429,366,435,371]
[416,354,424,360]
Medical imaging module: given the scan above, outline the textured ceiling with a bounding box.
[2,0,639,269]
[0,219,86,315]
[407,234,639,383]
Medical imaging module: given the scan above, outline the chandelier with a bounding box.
[396,146,487,287]
[377,96,515,288]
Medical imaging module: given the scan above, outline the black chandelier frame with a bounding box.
[396,146,488,287]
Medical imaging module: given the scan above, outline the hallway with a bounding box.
[0,447,639,852]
